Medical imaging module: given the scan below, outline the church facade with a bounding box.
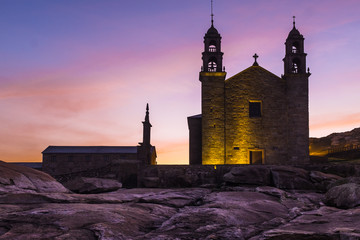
[188,19,310,165]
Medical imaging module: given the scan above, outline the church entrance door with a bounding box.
[249,150,263,164]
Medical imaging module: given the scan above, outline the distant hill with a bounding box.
[310,127,360,158]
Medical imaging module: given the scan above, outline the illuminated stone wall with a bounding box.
[224,66,288,164]
[194,65,309,165]
[201,72,226,165]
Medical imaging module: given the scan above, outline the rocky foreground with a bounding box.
[1,161,360,239]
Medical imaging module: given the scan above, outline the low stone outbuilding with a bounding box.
[42,104,156,178]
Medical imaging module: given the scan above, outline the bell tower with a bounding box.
[283,17,311,163]
[200,1,226,165]
[142,103,151,148]
[284,16,307,74]
[201,18,223,72]
[138,103,153,165]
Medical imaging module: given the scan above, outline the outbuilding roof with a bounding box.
[42,146,138,154]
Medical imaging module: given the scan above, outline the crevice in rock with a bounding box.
[137,193,211,237]
[192,197,205,206]
[9,179,15,185]
[0,226,10,237]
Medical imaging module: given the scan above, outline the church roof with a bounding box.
[226,65,282,83]
[42,146,138,154]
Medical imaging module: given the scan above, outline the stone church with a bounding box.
[188,18,310,165]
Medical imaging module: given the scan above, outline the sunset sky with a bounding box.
[1,0,360,164]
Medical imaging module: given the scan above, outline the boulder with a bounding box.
[312,164,360,178]
[255,186,287,198]
[63,177,122,194]
[144,191,290,239]
[257,206,360,240]
[309,171,343,191]
[327,176,360,189]
[139,188,210,208]
[0,201,175,240]
[0,161,69,193]
[223,166,271,186]
[325,183,360,209]
[271,166,314,190]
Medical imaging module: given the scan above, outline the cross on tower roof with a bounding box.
[211,0,214,26]
[293,16,296,28]
[253,53,259,66]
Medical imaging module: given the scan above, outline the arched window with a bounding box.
[291,63,298,73]
[208,57,217,72]
[209,40,217,52]
[292,42,299,53]
[208,61,217,72]
[292,58,301,73]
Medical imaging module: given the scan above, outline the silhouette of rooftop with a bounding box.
[42,146,138,154]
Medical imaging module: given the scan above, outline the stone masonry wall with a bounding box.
[138,164,360,189]
[285,73,310,163]
[138,165,232,188]
[225,66,288,164]
[200,72,227,165]
[43,153,138,176]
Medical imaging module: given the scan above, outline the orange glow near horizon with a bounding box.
[310,113,360,137]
